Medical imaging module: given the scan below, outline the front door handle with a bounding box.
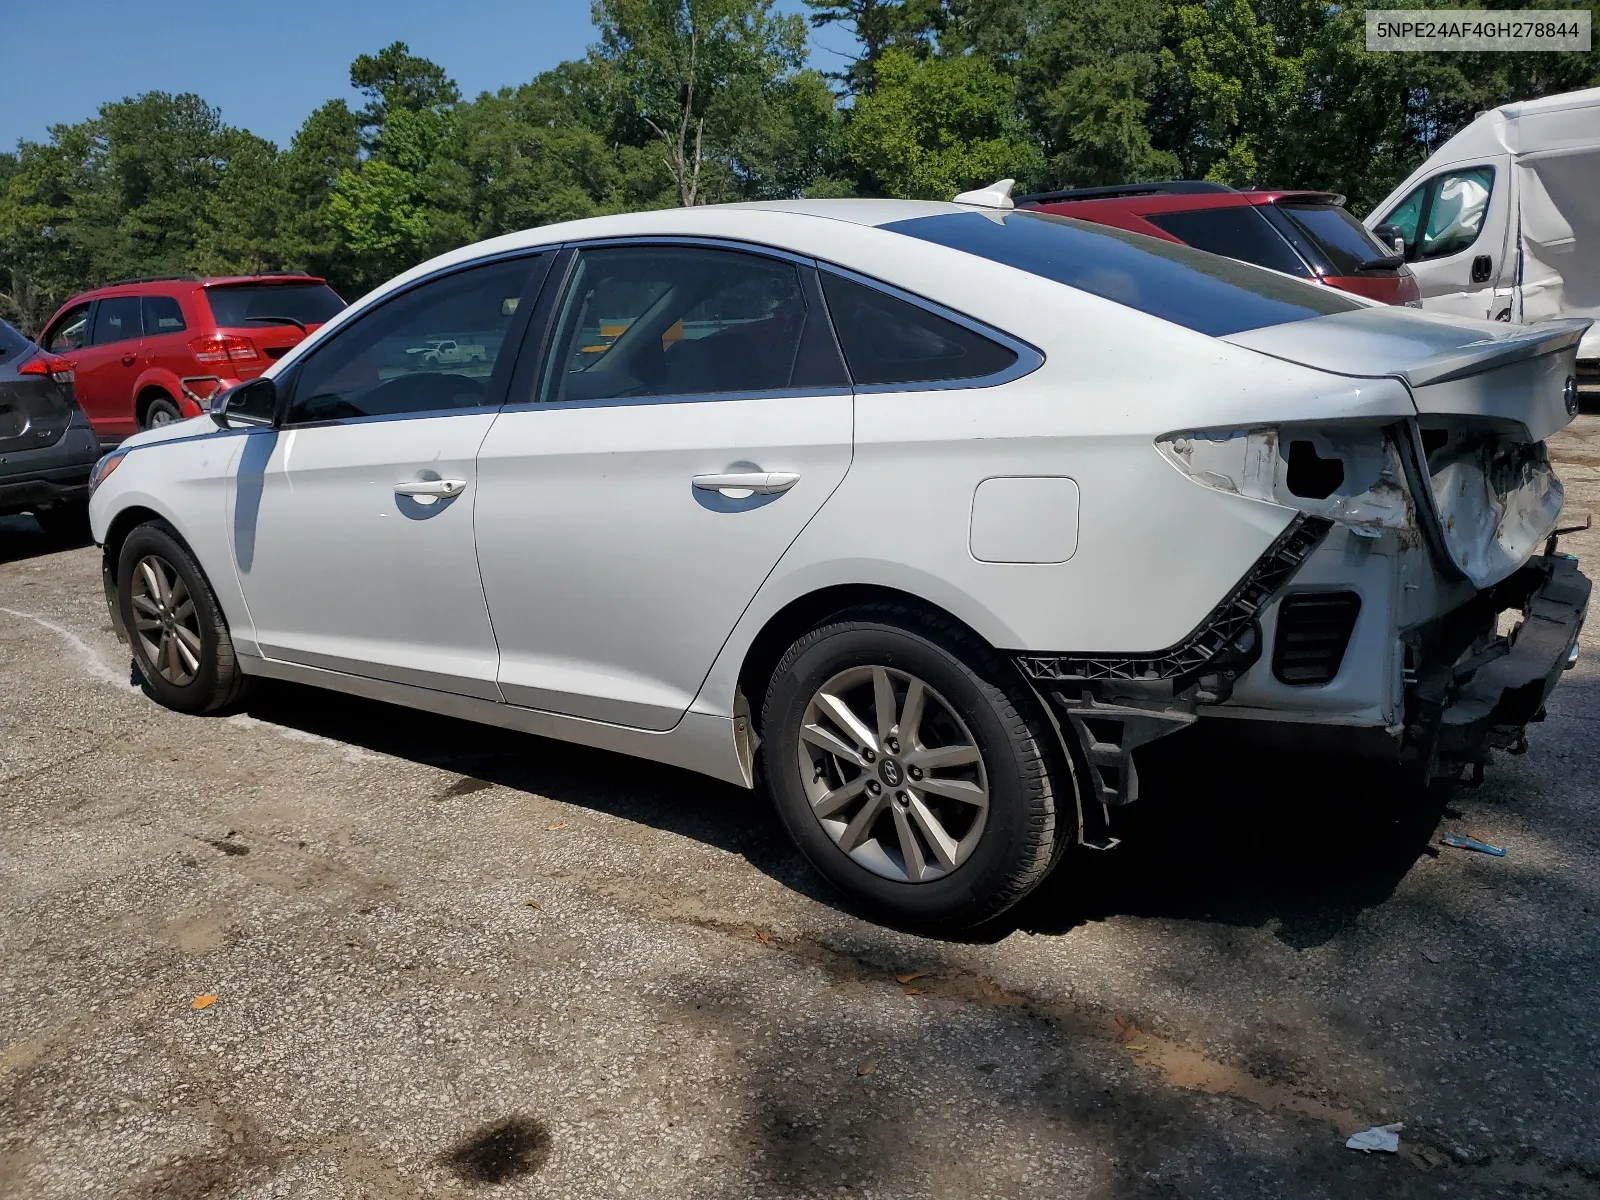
[692,471,800,497]
[394,478,467,500]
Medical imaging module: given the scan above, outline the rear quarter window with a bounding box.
[883,211,1360,337]
[1144,207,1312,278]
[1279,204,1395,274]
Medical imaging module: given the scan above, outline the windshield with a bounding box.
[206,282,346,329]
[882,210,1360,337]
[1279,204,1396,274]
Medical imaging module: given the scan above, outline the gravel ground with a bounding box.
[2,416,1598,1199]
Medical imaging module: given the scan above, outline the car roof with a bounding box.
[353,199,975,304]
[61,274,329,304]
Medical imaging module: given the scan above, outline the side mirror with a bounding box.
[1373,223,1407,259]
[211,377,277,429]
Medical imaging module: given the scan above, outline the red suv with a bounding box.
[1017,182,1421,306]
[36,274,346,443]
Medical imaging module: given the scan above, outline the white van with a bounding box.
[1365,87,1600,388]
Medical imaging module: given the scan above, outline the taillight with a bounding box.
[188,334,260,365]
[1156,422,1414,538]
[18,352,75,384]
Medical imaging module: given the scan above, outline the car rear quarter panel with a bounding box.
[689,241,1419,720]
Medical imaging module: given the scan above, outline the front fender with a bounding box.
[89,430,258,656]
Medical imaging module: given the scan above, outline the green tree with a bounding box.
[803,0,945,92]
[590,0,819,204]
[350,40,462,156]
[847,46,1040,198]
[1156,0,1305,184]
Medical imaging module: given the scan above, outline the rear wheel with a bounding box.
[761,604,1064,930]
[117,521,251,714]
[142,394,182,429]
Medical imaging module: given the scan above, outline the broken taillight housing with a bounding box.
[1155,422,1413,537]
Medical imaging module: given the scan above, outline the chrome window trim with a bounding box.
[813,263,1044,393]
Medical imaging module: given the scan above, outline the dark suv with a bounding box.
[0,318,101,538]
[1018,182,1421,306]
[37,274,345,444]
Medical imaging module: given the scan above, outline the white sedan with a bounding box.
[87,187,1591,928]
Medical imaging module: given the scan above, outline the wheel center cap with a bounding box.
[878,759,904,787]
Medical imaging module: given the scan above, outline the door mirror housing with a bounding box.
[1373,223,1408,260]
[211,377,277,428]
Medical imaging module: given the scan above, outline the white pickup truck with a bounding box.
[406,339,487,366]
[1365,87,1600,394]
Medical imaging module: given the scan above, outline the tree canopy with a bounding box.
[2,0,1595,332]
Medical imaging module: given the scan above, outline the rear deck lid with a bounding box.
[1222,306,1590,440]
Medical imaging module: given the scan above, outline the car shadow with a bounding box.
[237,679,1449,948]
[236,679,833,905]
[994,730,1452,949]
[0,513,92,563]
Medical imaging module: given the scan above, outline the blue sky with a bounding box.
[2,0,856,152]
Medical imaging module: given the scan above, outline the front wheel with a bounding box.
[761,605,1065,930]
[117,521,251,713]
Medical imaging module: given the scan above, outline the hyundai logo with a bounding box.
[1565,375,1581,417]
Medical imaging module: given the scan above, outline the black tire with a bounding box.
[117,520,251,714]
[142,394,183,429]
[760,603,1065,930]
[33,501,91,544]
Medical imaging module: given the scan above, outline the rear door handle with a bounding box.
[394,478,466,499]
[692,471,800,497]
[121,353,137,366]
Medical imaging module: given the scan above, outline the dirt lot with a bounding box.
[2,417,1598,1199]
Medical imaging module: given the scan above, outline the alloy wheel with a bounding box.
[129,554,203,686]
[797,665,990,883]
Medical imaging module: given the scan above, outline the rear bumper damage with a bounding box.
[1015,513,1588,846]
[1405,551,1589,781]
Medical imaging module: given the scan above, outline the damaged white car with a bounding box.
[87,187,1591,928]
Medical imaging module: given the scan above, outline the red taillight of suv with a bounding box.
[188,334,260,365]
[18,352,75,384]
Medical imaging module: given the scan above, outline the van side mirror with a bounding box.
[1373,224,1407,259]
[211,377,277,429]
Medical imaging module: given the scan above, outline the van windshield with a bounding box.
[882,210,1361,336]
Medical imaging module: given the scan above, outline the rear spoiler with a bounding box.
[1224,309,1590,388]
[1224,309,1592,439]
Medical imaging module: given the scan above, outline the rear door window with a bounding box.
[1278,204,1396,274]
[884,210,1360,337]
[818,272,1019,386]
[43,304,92,353]
[206,282,346,331]
[90,296,142,345]
[1144,207,1311,277]
[141,295,188,335]
[539,245,847,404]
